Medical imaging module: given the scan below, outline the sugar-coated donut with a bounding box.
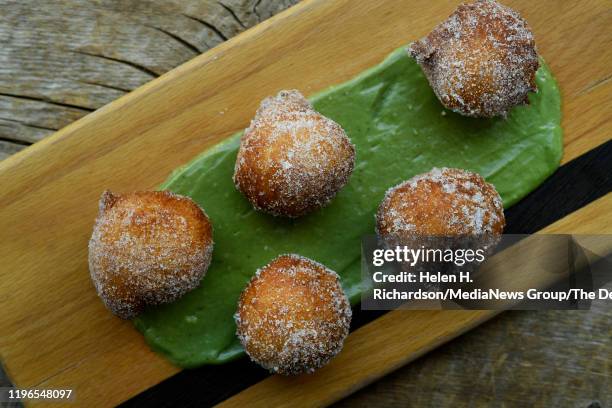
[235,254,352,375]
[409,0,539,118]
[376,167,505,238]
[233,90,355,218]
[88,190,213,319]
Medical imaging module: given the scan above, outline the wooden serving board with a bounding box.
[0,0,609,407]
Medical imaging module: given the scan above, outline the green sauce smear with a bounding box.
[134,46,562,367]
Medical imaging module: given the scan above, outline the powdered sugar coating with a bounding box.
[376,167,505,237]
[409,0,538,117]
[88,190,214,319]
[233,90,355,217]
[235,254,352,375]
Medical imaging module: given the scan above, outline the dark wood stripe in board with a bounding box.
[503,140,611,234]
[122,140,612,408]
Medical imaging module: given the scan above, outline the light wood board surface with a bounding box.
[0,0,610,407]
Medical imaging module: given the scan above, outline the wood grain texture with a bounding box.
[0,0,610,407]
[334,299,611,407]
[0,0,298,152]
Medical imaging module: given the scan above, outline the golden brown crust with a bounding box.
[88,190,213,319]
[409,0,538,118]
[233,90,355,217]
[235,254,352,375]
[376,167,505,238]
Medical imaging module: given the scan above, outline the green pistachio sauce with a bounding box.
[134,46,562,367]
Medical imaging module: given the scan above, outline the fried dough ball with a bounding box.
[88,190,213,319]
[409,0,539,117]
[235,254,352,375]
[233,90,355,218]
[376,168,505,239]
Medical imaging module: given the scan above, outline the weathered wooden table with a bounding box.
[1,1,610,406]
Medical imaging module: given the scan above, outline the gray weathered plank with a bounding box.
[0,0,299,157]
[335,296,611,407]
